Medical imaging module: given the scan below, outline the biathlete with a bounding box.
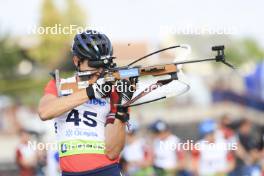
[38,30,134,176]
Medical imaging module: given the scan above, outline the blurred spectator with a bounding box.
[36,149,47,176]
[231,118,263,176]
[218,114,235,139]
[46,150,60,176]
[0,96,21,134]
[0,96,48,135]
[122,120,155,176]
[16,105,47,134]
[238,118,262,151]
[149,119,184,176]
[192,119,235,176]
[15,129,37,176]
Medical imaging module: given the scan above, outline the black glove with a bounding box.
[86,78,112,99]
[115,79,135,123]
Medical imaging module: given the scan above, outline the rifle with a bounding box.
[55,45,234,107]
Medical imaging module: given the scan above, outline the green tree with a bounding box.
[0,37,26,79]
[29,0,87,68]
[1,0,87,105]
[64,0,87,27]
[225,38,264,65]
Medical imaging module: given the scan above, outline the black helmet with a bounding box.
[72,30,115,68]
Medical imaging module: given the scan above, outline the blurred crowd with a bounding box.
[0,96,56,176]
[121,117,264,176]
[0,96,263,176]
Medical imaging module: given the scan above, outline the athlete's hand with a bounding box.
[115,79,135,122]
[86,78,112,99]
[115,79,135,105]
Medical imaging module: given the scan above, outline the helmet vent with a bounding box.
[81,34,87,39]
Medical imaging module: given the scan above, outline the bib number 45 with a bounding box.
[66,109,97,127]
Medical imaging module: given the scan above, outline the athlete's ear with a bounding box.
[73,56,80,67]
